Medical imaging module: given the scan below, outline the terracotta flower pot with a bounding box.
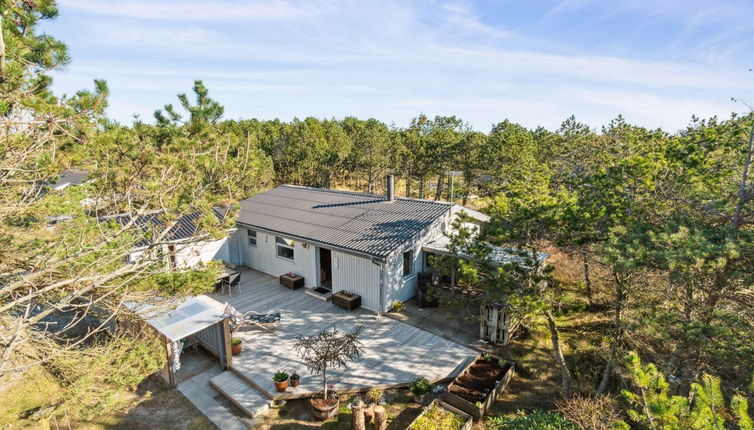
[310,392,340,420]
[290,377,300,387]
[274,379,289,392]
[231,342,242,356]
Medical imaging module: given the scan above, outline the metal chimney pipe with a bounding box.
[386,174,395,201]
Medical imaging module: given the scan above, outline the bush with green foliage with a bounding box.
[485,410,581,429]
[615,352,752,430]
[409,376,432,396]
[365,387,383,404]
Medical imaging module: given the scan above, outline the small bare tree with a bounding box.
[294,325,364,399]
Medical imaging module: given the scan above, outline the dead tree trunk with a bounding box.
[374,406,387,430]
[546,309,572,398]
[596,272,625,396]
[352,398,365,430]
[545,309,571,398]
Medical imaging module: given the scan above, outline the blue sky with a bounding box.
[44,0,754,132]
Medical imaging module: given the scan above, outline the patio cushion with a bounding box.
[246,313,281,324]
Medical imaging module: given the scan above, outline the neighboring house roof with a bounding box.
[237,185,456,259]
[51,169,89,190]
[100,207,228,248]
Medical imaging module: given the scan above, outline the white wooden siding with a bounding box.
[238,227,317,287]
[330,250,382,312]
[174,238,230,269]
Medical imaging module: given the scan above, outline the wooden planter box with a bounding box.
[279,274,304,289]
[441,355,515,420]
[332,291,361,311]
[407,399,472,430]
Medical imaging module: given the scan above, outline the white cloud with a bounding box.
[49,0,753,131]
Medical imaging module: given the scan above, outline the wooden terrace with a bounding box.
[199,267,477,418]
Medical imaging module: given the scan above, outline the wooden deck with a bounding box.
[210,267,477,400]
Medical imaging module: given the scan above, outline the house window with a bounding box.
[403,250,414,277]
[276,237,295,261]
[247,230,257,247]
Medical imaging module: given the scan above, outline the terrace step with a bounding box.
[209,370,271,418]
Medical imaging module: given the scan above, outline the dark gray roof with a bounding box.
[237,185,452,259]
[51,169,89,188]
[100,207,228,248]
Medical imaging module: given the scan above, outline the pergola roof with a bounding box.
[126,295,226,341]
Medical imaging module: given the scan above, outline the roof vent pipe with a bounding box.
[386,174,395,201]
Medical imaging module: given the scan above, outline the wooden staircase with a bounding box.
[209,371,271,418]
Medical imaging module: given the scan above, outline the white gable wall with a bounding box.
[174,237,231,269]
[382,211,452,313]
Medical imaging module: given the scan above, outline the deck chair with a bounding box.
[224,304,281,333]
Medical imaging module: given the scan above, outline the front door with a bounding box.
[318,247,333,291]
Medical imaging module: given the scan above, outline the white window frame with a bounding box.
[247,229,257,247]
[402,250,414,278]
[276,237,295,261]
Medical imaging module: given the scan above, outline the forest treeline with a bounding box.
[1,1,753,429]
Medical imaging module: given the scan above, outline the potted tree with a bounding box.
[290,372,301,387]
[231,337,242,355]
[273,370,289,392]
[294,325,364,420]
[409,376,432,404]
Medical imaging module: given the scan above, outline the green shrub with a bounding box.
[409,377,432,396]
[391,300,405,312]
[485,410,581,430]
[231,337,242,346]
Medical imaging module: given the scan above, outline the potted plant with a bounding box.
[363,387,383,423]
[273,370,289,392]
[409,376,432,404]
[290,372,301,387]
[231,337,242,355]
[294,325,364,420]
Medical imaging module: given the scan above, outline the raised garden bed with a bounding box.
[408,399,472,430]
[332,290,361,311]
[441,355,515,420]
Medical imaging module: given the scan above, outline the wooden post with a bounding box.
[164,335,175,388]
[222,318,233,369]
[374,406,387,430]
[479,305,486,340]
[352,398,365,430]
[490,307,499,344]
